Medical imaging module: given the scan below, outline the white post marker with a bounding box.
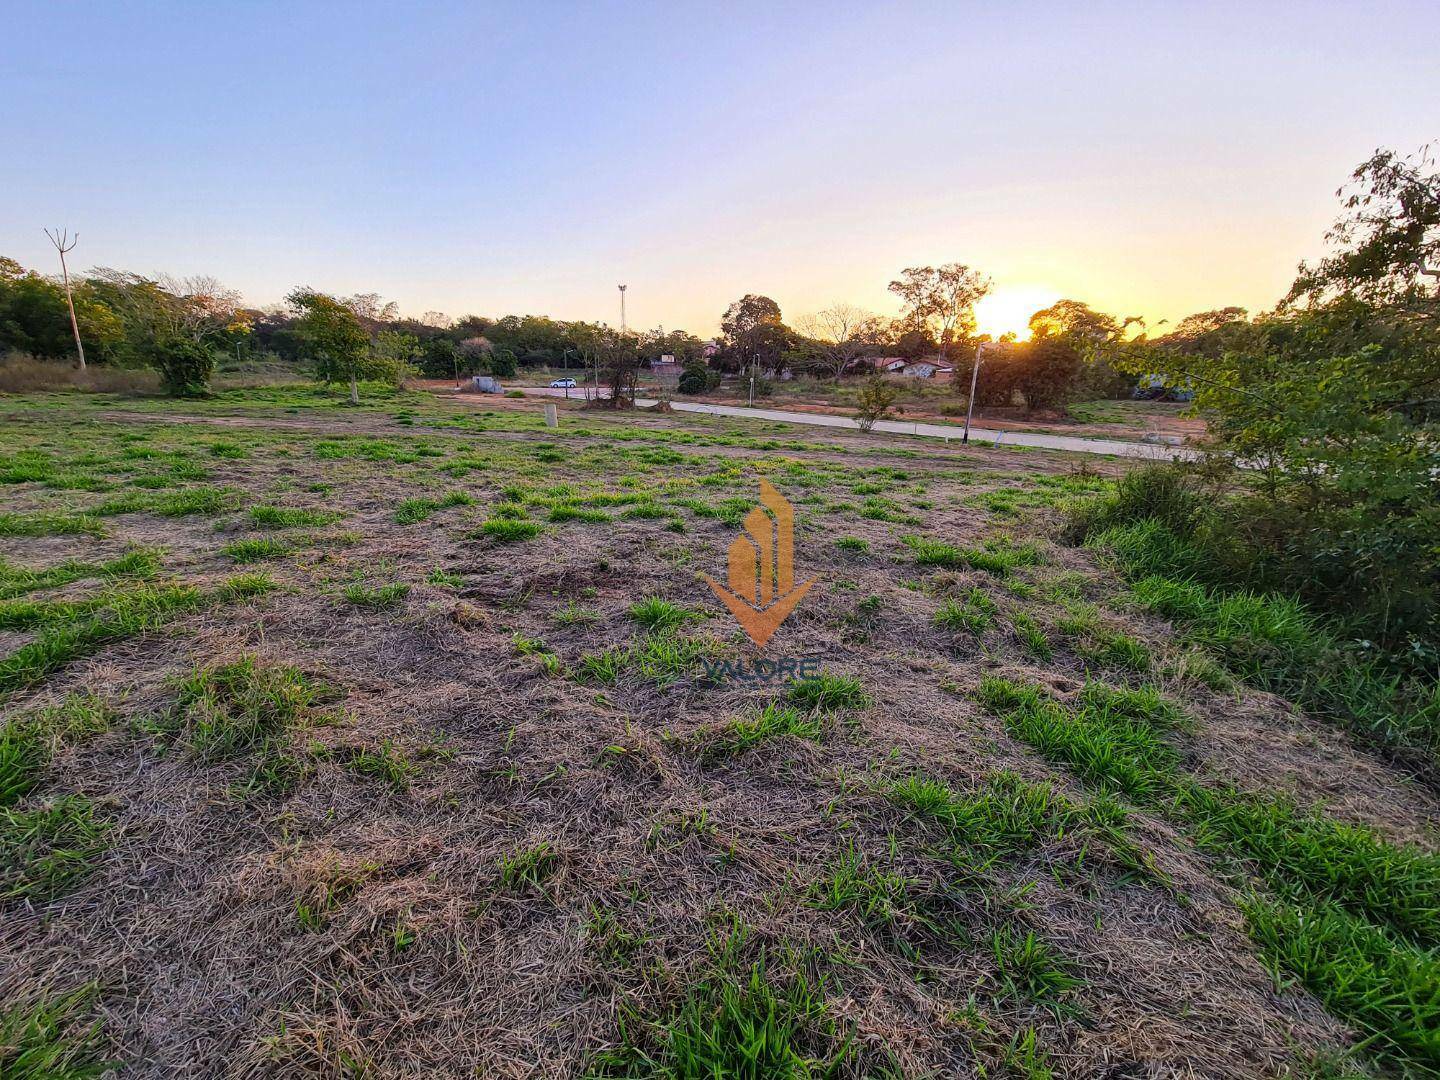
[544,401,558,428]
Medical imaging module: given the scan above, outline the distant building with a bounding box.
[852,357,907,374]
[898,361,953,379]
[649,353,679,370]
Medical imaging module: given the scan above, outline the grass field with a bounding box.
[2,383,1436,1079]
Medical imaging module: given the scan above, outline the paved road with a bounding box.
[516,387,1195,461]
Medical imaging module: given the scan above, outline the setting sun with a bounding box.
[973,286,1063,341]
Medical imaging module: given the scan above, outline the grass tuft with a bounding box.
[788,673,868,711]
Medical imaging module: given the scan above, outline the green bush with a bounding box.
[145,337,214,396]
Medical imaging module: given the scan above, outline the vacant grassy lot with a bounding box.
[1,385,1436,1079]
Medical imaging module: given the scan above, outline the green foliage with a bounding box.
[1244,895,1440,1071]
[934,588,997,633]
[0,694,111,810]
[0,983,111,1080]
[1074,472,1440,767]
[1,796,110,901]
[807,842,921,931]
[903,533,1042,575]
[394,490,472,524]
[0,583,208,692]
[0,511,103,537]
[990,926,1084,1011]
[1010,611,1052,660]
[885,772,1083,873]
[853,374,899,432]
[588,946,862,1079]
[342,739,418,790]
[166,657,323,760]
[144,336,215,396]
[708,703,822,757]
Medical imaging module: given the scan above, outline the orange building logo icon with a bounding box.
[705,479,815,648]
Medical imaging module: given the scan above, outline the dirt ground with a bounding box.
[1,388,1433,1078]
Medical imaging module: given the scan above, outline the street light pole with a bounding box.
[962,342,986,444]
[618,284,627,333]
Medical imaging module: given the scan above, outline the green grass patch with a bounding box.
[249,505,341,529]
[548,504,611,524]
[0,982,111,1079]
[990,926,1085,1014]
[498,840,559,891]
[587,933,864,1078]
[885,771,1084,874]
[902,534,1043,575]
[1010,612,1052,660]
[342,582,410,610]
[934,588,997,634]
[629,596,702,633]
[477,518,544,543]
[0,795,110,902]
[0,511,103,538]
[394,491,473,524]
[0,549,160,600]
[706,703,823,757]
[788,673,868,711]
[0,694,111,810]
[221,537,290,563]
[160,656,325,761]
[1244,895,1440,1072]
[341,739,418,790]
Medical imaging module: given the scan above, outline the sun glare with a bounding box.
[973,286,1062,342]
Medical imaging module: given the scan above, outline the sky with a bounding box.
[4,1,1437,339]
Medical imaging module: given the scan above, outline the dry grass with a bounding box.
[0,389,1434,1078]
[0,353,159,396]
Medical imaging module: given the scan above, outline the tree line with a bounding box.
[4,247,1244,410]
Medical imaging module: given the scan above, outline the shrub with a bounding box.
[144,337,215,397]
[853,375,899,432]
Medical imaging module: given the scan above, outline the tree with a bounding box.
[590,328,642,407]
[720,294,788,376]
[853,374,900,432]
[418,337,461,380]
[887,263,991,366]
[1015,336,1083,412]
[372,330,420,387]
[287,289,371,404]
[1124,148,1440,652]
[1027,299,1141,401]
[894,326,936,361]
[1288,145,1440,313]
[796,304,889,380]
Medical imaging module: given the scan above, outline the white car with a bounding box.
[549,378,577,388]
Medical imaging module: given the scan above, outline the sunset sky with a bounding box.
[5,1,1437,338]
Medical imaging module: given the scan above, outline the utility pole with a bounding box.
[44,228,86,370]
[962,342,986,444]
[618,284,627,332]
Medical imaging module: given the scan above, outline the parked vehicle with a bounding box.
[550,378,577,388]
